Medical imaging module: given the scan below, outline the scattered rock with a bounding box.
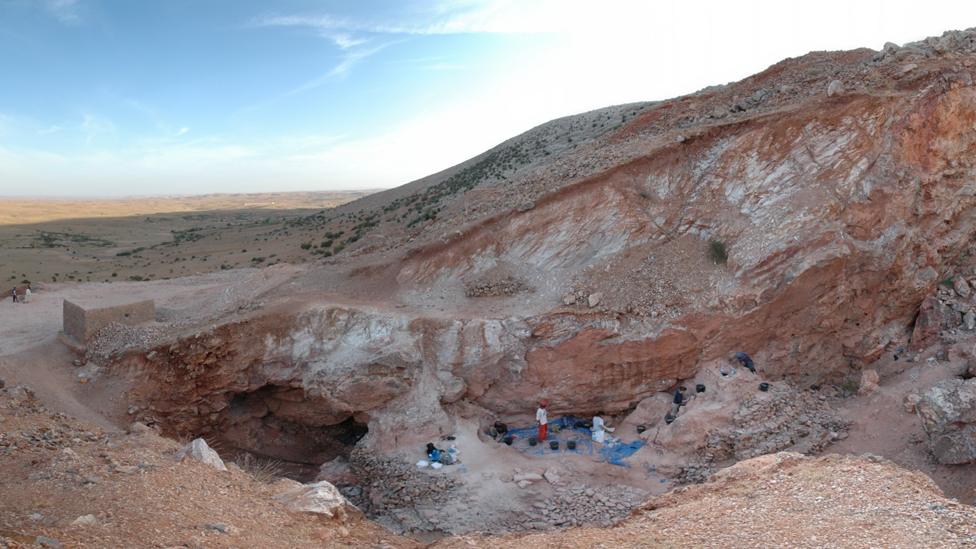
[826,79,844,97]
[127,422,152,435]
[513,472,543,483]
[904,392,921,414]
[274,480,353,520]
[71,514,97,527]
[965,310,975,331]
[858,369,880,396]
[543,468,562,485]
[587,292,603,308]
[204,523,234,534]
[35,536,63,548]
[954,276,972,298]
[174,438,227,472]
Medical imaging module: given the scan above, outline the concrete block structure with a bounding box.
[63,298,155,344]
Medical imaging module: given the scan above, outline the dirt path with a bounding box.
[829,350,976,504]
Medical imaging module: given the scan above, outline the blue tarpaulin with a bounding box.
[504,415,643,466]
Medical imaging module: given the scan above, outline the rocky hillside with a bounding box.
[92,28,976,465]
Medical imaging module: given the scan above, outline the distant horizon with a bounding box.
[0,188,386,200]
[3,0,976,197]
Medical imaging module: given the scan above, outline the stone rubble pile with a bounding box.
[347,448,461,516]
[518,484,648,530]
[464,276,530,298]
[85,322,168,363]
[699,384,849,467]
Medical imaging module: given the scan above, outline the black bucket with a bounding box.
[696,383,706,393]
[494,421,508,435]
[567,440,577,450]
[549,440,559,450]
[528,437,538,446]
[664,413,675,425]
[503,435,514,446]
[636,425,647,434]
[759,382,770,392]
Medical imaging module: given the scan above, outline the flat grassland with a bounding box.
[0,191,373,286]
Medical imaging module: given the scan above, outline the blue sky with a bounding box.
[2,0,976,196]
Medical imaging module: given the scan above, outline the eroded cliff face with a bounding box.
[113,33,976,459]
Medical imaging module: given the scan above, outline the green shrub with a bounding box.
[709,240,728,265]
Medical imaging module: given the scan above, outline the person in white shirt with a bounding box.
[591,415,615,444]
[536,399,549,442]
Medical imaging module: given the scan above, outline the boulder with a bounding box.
[513,472,543,483]
[543,468,562,485]
[965,310,975,331]
[916,378,976,464]
[858,369,880,396]
[175,438,227,471]
[826,80,844,97]
[911,296,961,349]
[954,276,972,298]
[316,457,357,485]
[274,480,354,520]
[587,292,603,308]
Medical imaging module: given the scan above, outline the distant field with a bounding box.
[0,190,375,286]
[0,191,375,225]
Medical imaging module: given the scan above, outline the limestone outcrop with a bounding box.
[917,378,976,464]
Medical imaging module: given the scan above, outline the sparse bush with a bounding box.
[300,242,312,250]
[709,240,728,265]
[128,275,144,281]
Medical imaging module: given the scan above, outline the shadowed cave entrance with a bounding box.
[211,384,367,481]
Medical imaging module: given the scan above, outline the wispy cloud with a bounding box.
[175,127,189,137]
[326,32,368,50]
[42,0,82,25]
[250,1,568,37]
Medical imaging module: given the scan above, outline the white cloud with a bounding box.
[175,127,189,137]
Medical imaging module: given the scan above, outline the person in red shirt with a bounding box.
[536,399,549,442]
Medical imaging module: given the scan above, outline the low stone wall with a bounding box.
[63,298,155,344]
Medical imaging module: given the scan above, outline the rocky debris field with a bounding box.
[702,383,849,463]
[520,484,648,530]
[463,276,530,298]
[0,384,416,549]
[437,453,976,548]
[347,447,470,535]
